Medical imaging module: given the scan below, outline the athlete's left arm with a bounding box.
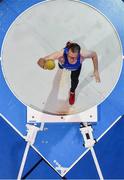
[80,50,101,83]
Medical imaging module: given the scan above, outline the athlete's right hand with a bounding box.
[37,58,47,69]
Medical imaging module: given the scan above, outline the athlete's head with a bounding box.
[66,42,81,63]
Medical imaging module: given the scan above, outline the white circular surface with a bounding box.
[1,0,123,116]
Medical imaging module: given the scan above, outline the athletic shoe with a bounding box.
[69,91,75,105]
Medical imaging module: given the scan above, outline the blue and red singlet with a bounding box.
[59,47,82,71]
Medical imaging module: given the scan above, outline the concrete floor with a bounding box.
[1,0,123,115]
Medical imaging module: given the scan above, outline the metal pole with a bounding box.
[90,147,104,180]
[17,142,30,180]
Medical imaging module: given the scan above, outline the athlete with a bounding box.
[37,42,100,105]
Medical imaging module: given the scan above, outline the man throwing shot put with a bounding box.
[37,42,100,105]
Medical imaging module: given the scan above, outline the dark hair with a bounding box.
[66,41,81,53]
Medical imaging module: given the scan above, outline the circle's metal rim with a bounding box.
[1,0,123,118]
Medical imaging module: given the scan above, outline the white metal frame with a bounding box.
[80,123,104,180]
[27,106,97,123]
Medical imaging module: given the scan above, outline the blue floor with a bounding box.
[0,115,61,179]
[0,0,124,179]
[1,114,124,179]
[66,116,124,179]
[0,115,41,179]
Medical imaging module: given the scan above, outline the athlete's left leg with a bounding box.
[69,66,82,105]
[70,65,82,92]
